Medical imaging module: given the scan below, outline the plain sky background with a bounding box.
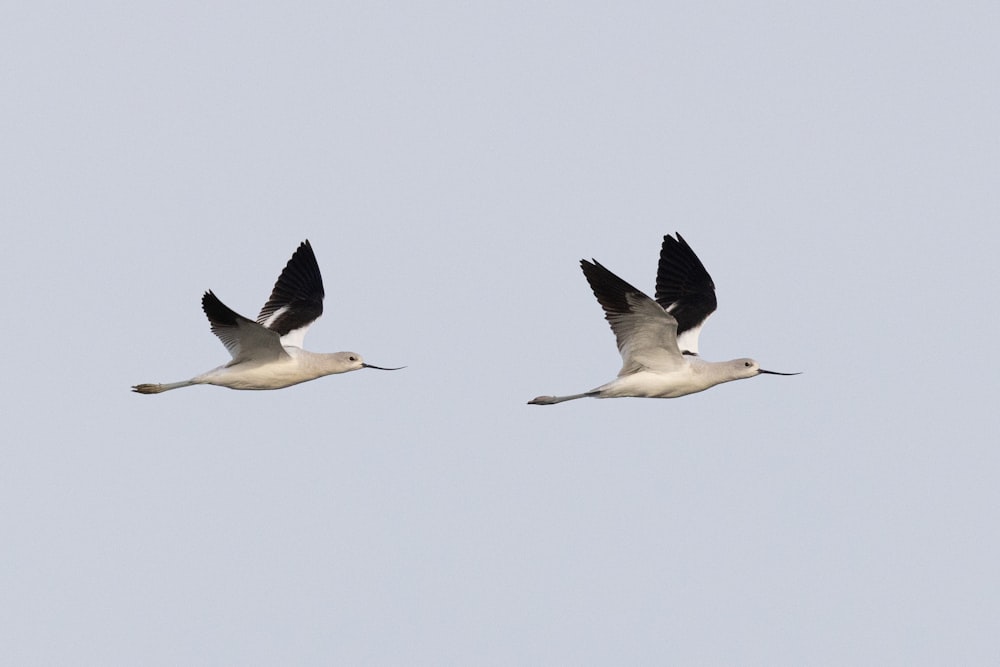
[3,1,999,664]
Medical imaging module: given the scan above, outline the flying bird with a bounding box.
[133,240,402,394]
[528,233,799,405]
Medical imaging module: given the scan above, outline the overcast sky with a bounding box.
[3,2,999,664]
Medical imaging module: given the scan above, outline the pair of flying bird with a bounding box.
[132,235,798,401]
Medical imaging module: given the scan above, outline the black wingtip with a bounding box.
[655,231,717,332]
[256,241,326,334]
[580,257,652,321]
[201,290,242,327]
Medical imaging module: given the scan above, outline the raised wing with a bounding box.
[654,232,717,355]
[202,291,288,364]
[256,240,325,348]
[580,259,684,376]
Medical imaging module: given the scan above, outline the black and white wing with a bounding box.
[580,259,684,377]
[202,291,287,364]
[654,233,717,355]
[256,240,326,349]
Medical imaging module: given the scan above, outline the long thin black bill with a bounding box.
[362,363,405,371]
[758,369,801,376]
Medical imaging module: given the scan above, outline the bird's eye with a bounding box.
[349,356,357,361]
[745,361,752,367]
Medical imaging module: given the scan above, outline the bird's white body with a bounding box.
[597,355,762,399]
[529,233,797,405]
[197,348,365,390]
[133,241,401,394]
[142,349,367,393]
[531,356,766,404]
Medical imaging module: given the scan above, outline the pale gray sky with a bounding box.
[3,2,999,664]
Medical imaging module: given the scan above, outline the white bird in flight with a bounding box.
[529,233,799,405]
[133,240,402,394]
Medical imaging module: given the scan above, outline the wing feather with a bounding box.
[256,240,325,348]
[654,233,717,355]
[580,259,684,376]
[203,291,288,364]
